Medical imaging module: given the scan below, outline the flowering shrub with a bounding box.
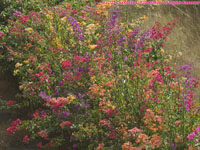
[0,1,199,150]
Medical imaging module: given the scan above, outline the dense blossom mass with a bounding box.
[0,1,199,150]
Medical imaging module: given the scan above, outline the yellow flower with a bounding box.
[160,49,165,54]
[68,95,75,103]
[25,28,33,33]
[60,17,67,23]
[143,15,148,20]
[69,39,74,44]
[13,70,20,76]
[90,76,95,82]
[107,104,115,109]
[128,29,133,34]
[15,63,22,68]
[19,85,23,90]
[88,45,97,50]
[46,14,53,20]
[81,21,86,26]
[23,60,30,64]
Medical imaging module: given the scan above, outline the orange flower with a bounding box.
[122,141,134,150]
[149,134,161,148]
[136,133,148,143]
[155,116,162,124]
[175,121,181,126]
[175,136,181,143]
[96,143,104,150]
[188,144,194,150]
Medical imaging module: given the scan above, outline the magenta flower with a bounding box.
[187,132,195,140]
[61,60,72,69]
[13,11,23,17]
[0,32,6,37]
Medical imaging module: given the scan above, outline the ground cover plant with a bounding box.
[0,1,199,150]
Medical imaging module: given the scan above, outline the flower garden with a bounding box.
[0,0,199,150]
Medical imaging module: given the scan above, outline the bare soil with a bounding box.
[0,72,36,150]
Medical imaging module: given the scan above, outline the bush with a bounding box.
[0,2,199,150]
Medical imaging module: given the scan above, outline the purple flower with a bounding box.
[54,87,59,96]
[41,110,46,115]
[58,81,64,86]
[13,11,23,17]
[67,16,84,40]
[78,93,85,99]
[123,56,127,61]
[187,132,195,140]
[194,126,200,134]
[63,111,71,117]
[169,142,176,150]
[81,101,91,108]
[73,144,77,150]
[75,104,80,111]
[39,91,50,100]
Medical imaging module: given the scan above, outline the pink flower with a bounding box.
[128,127,143,137]
[23,135,30,143]
[7,119,22,134]
[37,142,42,148]
[106,109,117,118]
[60,121,72,129]
[99,119,111,127]
[7,127,16,134]
[0,32,6,37]
[38,130,48,140]
[62,60,72,69]
[6,100,16,106]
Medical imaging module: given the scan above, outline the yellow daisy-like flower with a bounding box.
[88,45,97,50]
[13,70,20,76]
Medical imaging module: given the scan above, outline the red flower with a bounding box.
[60,121,72,128]
[95,0,102,3]
[106,109,118,118]
[7,127,16,134]
[7,119,22,134]
[61,60,72,69]
[23,135,30,143]
[6,100,16,106]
